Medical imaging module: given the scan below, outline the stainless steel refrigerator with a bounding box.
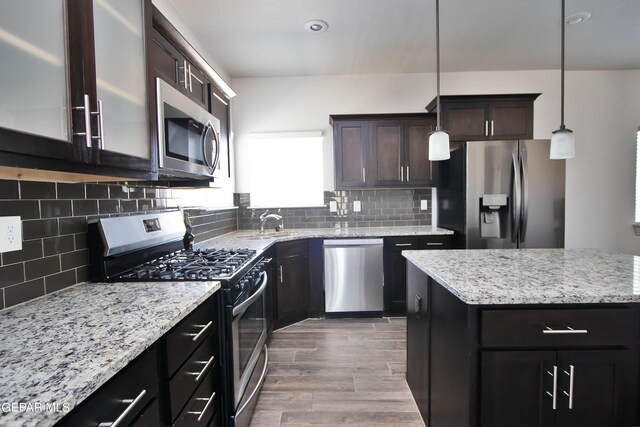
[438,140,565,249]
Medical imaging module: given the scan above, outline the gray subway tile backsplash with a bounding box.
[0,179,238,310]
[236,189,432,231]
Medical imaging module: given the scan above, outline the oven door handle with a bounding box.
[233,272,267,317]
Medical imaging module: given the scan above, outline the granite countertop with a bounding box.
[403,248,640,305]
[0,280,220,427]
[198,226,453,253]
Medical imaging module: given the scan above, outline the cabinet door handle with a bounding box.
[542,326,588,334]
[188,391,216,422]
[278,265,283,284]
[362,167,366,183]
[187,321,213,342]
[485,120,489,137]
[491,120,495,136]
[187,355,215,382]
[406,166,410,181]
[188,64,193,92]
[563,365,575,409]
[395,243,413,247]
[91,100,105,149]
[97,389,147,427]
[414,294,422,318]
[426,242,444,246]
[72,94,92,148]
[401,166,404,182]
[545,366,558,410]
[181,60,189,90]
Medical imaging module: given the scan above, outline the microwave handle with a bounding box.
[202,123,221,174]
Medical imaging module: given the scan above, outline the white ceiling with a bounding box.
[167,0,640,78]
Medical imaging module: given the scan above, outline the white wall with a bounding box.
[231,70,640,254]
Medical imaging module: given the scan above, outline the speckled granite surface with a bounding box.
[197,226,453,253]
[0,280,220,427]
[403,249,640,305]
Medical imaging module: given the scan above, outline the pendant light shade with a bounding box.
[550,126,575,159]
[551,0,575,159]
[429,130,450,161]
[428,0,450,161]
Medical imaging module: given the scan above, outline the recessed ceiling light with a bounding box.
[304,20,328,33]
[565,12,591,25]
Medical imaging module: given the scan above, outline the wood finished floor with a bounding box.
[248,317,424,427]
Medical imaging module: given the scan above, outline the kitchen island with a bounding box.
[403,249,640,427]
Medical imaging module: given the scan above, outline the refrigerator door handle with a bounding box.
[520,145,529,243]
[511,150,522,243]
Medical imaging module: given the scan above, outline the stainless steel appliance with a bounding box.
[323,239,384,316]
[439,140,565,249]
[156,78,222,178]
[88,210,268,427]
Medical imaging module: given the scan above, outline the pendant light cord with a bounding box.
[560,0,565,128]
[436,0,442,131]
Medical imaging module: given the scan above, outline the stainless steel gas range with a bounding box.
[88,210,268,427]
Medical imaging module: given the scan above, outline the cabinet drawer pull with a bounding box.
[542,326,588,334]
[395,243,413,247]
[186,355,215,382]
[97,389,147,427]
[279,265,283,284]
[426,242,444,246]
[187,391,216,422]
[186,321,213,342]
[563,365,575,409]
[545,366,557,410]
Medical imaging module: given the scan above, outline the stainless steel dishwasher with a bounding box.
[323,239,384,316]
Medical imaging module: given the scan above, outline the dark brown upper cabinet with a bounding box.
[0,0,156,181]
[331,113,436,190]
[426,94,539,141]
[332,119,370,188]
[151,30,209,111]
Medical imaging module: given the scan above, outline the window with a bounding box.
[247,131,324,208]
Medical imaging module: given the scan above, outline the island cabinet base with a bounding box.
[406,263,640,427]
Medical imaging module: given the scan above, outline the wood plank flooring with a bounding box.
[249,317,424,427]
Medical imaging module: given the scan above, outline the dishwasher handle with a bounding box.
[323,239,384,247]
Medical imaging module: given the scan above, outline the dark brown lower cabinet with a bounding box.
[274,240,310,329]
[384,235,452,316]
[406,263,430,422]
[405,265,640,427]
[481,349,636,427]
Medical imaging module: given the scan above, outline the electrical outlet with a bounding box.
[0,216,22,253]
[420,200,429,211]
[329,201,338,212]
[353,201,361,212]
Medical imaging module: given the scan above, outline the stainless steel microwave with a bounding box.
[156,78,221,178]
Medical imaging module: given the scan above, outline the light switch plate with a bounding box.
[0,216,22,253]
[420,200,429,211]
[329,201,338,212]
[353,201,361,212]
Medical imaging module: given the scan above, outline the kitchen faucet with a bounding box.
[259,209,284,233]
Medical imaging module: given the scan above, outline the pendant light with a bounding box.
[428,0,450,161]
[550,0,575,159]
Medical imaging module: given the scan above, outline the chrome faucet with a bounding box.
[259,210,284,233]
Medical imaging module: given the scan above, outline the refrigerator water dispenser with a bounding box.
[480,194,507,239]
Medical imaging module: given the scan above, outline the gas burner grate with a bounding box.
[119,248,257,281]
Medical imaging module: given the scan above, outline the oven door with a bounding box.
[232,271,268,409]
[156,78,221,177]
